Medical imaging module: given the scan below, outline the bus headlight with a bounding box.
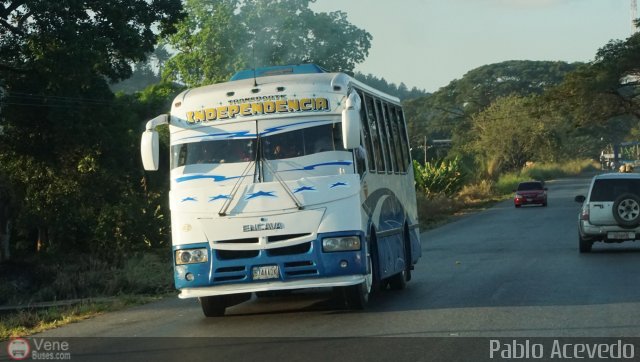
[175,248,208,265]
[322,236,361,252]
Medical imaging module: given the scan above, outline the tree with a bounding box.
[163,0,372,87]
[403,60,581,167]
[0,0,184,254]
[354,72,428,101]
[542,32,640,158]
[111,45,174,94]
[470,95,560,175]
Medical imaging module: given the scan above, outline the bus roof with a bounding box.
[175,68,401,107]
[230,64,328,81]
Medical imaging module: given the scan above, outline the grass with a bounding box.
[0,295,169,340]
[0,251,175,340]
[495,159,598,195]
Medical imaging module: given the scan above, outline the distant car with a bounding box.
[513,181,547,208]
[575,172,640,253]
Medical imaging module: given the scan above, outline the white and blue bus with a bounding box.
[140,64,420,316]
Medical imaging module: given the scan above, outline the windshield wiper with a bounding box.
[261,154,304,210]
[218,160,257,216]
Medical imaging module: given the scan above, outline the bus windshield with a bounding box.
[171,122,345,168]
[262,122,344,160]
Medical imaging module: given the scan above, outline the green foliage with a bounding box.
[354,73,428,100]
[403,60,581,151]
[413,158,465,197]
[0,1,183,261]
[469,94,563,175]
[110,46,173,94]
[0,1,184,83]
[163,0,372,86]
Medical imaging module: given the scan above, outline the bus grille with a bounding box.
[267,242,311,256]
[217,250,260,260]
[283,260,318,277]
[218,237,259,244]
[268,233,310,242]
[213,266,247,282]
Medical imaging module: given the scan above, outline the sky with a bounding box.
[310,0,633,93]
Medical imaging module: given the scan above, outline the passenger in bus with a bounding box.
[272,144,284,159]
[273,143,300,159]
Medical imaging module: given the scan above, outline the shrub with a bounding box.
[414,158,465,197]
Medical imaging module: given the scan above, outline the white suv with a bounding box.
[575,173,640,253]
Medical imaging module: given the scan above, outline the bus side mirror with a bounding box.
[141,130,160,171]
[342,109,361,149]
[140,114,168,171]
[342,92,361,150]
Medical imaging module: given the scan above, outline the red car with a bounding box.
[514,181,547,207]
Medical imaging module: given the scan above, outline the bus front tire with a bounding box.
[342,245,374,310]
[343,281,369,310]
[199,293,251,317]
[199,296,227,317]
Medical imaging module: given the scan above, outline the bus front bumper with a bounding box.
[178,275,365,299]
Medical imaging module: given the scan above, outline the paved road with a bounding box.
[11,174,640,361]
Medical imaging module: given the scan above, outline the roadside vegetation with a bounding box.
[0,0,638,339]
[416,159,599,229]
[0,252,174,339]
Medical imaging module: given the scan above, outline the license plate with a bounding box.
[526,198,533,202]
[608,231,635,240]
[252,265,280,280]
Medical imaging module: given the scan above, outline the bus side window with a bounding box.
[389,105,405,173]
[365,95,384,172]
[355,143,367,176]
[373,98,391,173]
[357,90,376,172]
[381,102,398,174]
[397,108,411,169]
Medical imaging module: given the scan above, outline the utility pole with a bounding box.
[423,135,427,165]
[632,0,638,34]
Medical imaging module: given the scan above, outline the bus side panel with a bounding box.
[363,187,408,280]
[404,168,421,263]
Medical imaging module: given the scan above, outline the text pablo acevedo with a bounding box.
[490,339,635,360]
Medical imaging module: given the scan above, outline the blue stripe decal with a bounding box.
[175,174,241,183]
[293,186,316,193]
[245,191,277,200]
[175,130,256,142]
[209,195,230,202]
[260,120,326,136]
[173,120,329,142]
[300,161,352,171]
[330,182,348,188]
[181,197,197,202]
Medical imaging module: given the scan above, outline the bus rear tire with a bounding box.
[389,270,407,290]
[389,225,411,290]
